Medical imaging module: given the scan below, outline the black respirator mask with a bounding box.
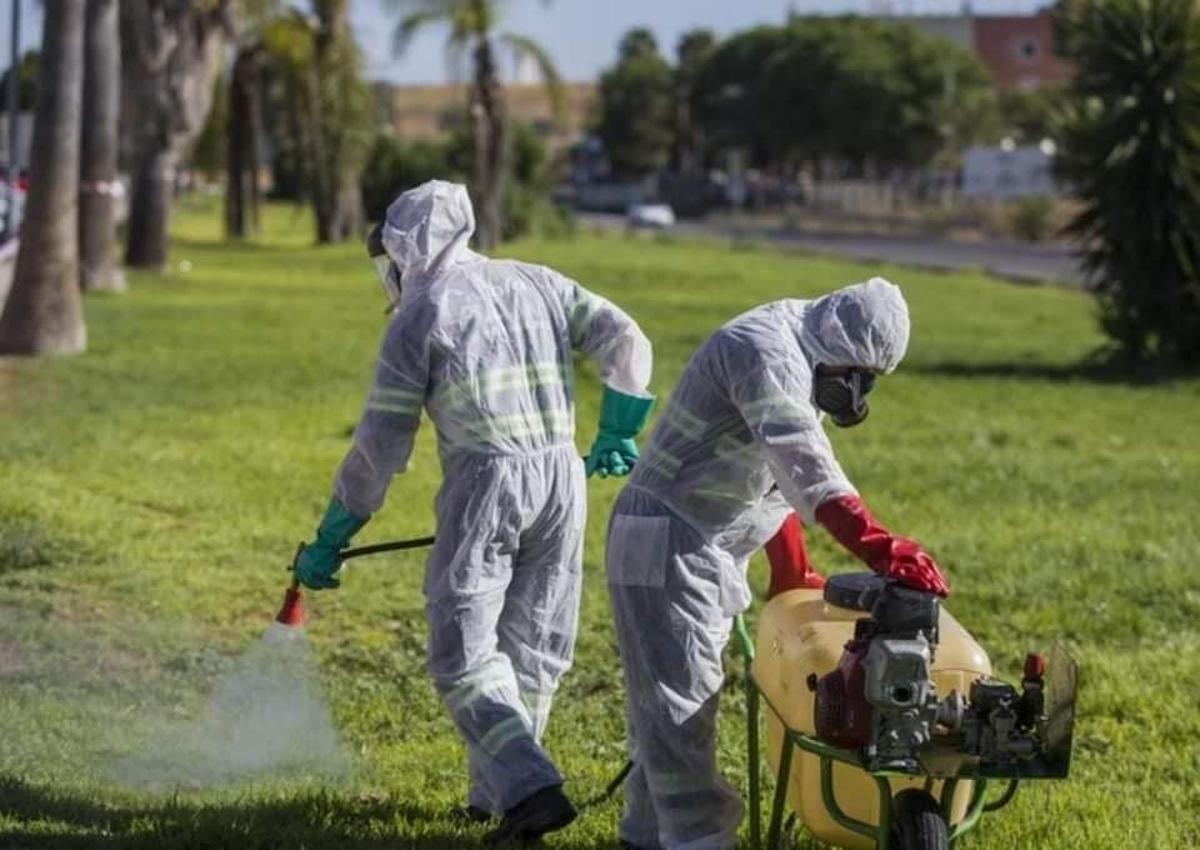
[814,366,876,428]
[366,222,402,311]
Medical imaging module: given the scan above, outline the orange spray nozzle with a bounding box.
[275,585,306,627]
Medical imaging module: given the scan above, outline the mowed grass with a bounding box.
[1,198,1198,849]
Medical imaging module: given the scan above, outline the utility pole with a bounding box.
[5,0,20,241]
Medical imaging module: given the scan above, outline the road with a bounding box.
[0,218,1083,319]
[580,213,1084,286]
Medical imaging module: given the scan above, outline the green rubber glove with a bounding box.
[293,497,368,590]
[585,386,655,479]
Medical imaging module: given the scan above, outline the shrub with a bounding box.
[1012,195,1053,242]
[1056,0,1200,370]
[360,135,458,222]
[359,122,569,241]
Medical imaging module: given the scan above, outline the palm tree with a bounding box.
[120,0,232,270]
[386,0,563,249]
[252,3,370,244]
[0,0,87,355]
[79,0,125,292]
[226,42,265,240]
[310,0,370,242]
[1056,0,1200,370]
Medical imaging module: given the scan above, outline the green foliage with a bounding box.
[1056,0,1200,370]
[0,50,38,112]
[676,28,717,71]
[693,25,792,166]
[359,122,568,240]
[248,7,372,231]
[695,17,993,172]
[360,135,458,222]
[314,35,374,180]
[383,0,564,248]
[0,200,1198,847]
[596,29,675,178]
[499,123,575,240]
[995,86,1067,145]
[189,73,229,178]
[1013,195,1054,242]
[673,29,717,171]
[255,14,317,201]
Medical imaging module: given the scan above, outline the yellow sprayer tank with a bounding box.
[751,587,992,850]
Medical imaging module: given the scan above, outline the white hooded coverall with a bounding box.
[334,181,652,813]
[606,279,910,850]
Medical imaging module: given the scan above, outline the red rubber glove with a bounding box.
[764,513,826,598]
[814,494,950,597]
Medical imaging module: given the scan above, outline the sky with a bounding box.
[2,0,1049,86]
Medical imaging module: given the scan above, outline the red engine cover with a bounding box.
[814,638,874,749]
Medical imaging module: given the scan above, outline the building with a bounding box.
[373,82,596,153]
[971,10,1072,91]
[904,8,1072,90]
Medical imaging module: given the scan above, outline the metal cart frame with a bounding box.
[732,616,1021,850]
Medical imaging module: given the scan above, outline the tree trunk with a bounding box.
[125,148,174,269]
[225,86,245,240]
[0,0,87,355]
[120,0,229,270]
[225,47,260,240]
[80,0,125,292]
[303,61,334,243]
[332,179,362,240]
[472,36,508,250]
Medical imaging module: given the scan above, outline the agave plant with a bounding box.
[1056,0,1200,371]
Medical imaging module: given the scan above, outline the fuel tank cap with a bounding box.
[823,572,887,611]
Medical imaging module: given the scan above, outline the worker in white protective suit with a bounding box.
[292,180,655,845]
[606,278,949,850]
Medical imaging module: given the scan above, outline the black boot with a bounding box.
[483,784,578,845]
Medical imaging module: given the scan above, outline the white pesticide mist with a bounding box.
[108,622,349,789]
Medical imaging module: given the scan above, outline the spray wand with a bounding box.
[272,531,636,809]
[276,535,438,626]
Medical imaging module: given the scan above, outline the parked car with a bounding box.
[625,202,676,230]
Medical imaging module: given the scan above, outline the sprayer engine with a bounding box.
[812,577,1047,773]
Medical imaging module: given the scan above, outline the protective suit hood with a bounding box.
[380,180,481,298]
[798,277,911,374]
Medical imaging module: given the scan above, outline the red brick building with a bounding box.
[972,10,1073,90]
[907,9,1073,91]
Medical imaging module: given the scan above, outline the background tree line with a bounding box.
[594,16,1059,183]
[590,7,1200,373]
[0,0,1197,373]
[0,0,565,358]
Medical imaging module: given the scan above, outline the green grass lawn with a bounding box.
[2,199,1198,849]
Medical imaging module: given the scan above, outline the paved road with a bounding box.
[0,218,1084,319]
[580,213,1084,286]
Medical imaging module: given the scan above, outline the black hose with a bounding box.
[579,759,633,811]
[298,531,634,812]
[982,778,1021,813]
[339,536,437,560]
[289,535,436,578]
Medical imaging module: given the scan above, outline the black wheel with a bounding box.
[888,789,949,850]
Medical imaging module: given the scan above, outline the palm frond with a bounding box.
[500,31,566,124]
[391,8,450,57]
[260,11,317,68]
